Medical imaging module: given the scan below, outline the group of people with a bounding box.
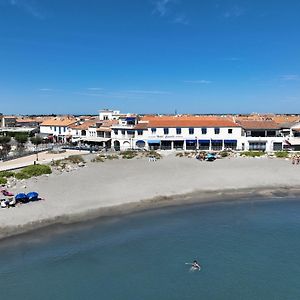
[148,156,157,162]
[1,188,41,209]
[291,155,300,165]
[0,189,16,208]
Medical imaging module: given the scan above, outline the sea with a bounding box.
[1,198,300,300]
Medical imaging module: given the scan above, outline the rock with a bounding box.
[22,185,27,189]
[78,162,85,167]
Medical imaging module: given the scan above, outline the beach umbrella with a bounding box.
[15,193,29,203]
[27,192,39,201]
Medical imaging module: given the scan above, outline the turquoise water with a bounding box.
[1,198,300,299]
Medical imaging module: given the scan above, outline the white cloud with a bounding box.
[153,0,189,25]
[153,0,173,17]
[127,90,171,95]
[8,0,44,19]
[224,6,245,18]
[224,57,242,61]
[173,14,189,25]
[86,87,104,91]
[184,80,212,84]
[280,74,300,81]
[39,88,53,91]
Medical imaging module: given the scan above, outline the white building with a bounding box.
[111,116,243,151]
[40,117,77,143]
[70,118,117,148]
[237,120,284,152]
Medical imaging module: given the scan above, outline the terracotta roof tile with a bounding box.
[237,120,280,130]
[41,117,77,126]
[139,116,239,128]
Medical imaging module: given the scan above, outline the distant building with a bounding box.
[40,117,77,143]
[1,115,17,128]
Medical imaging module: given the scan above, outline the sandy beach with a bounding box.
[1,153,300,239]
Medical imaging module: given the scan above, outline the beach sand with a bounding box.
[1,154,300,239]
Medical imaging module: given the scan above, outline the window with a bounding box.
[249,142,266,151]
[121,130,125,135]
[114,129,118,135]
[50,126,52,130]
[151,128,156,133]
[189,128,194,135]
[214,128,220,134]
[54,126,57,132]
[202,128,207,134]
[228,129,233,134]
[137,130,143,136]
[164,128,169,135]
[176,128,181,135]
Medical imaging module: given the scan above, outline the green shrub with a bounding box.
[219,151,229,157]
[106,154,119,160]
[145,150,162,159]
[241,151,265,157]
[15,164,52,180]
[120,150,137,159]
[91,155,105,163]
[0,170,15,178]
[15,172,31,180]
[176,152,184,157]
[0,177,7,185]
[67,155,85,164]
[275,151,289,158]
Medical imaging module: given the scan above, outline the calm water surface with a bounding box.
[1,198,300,300]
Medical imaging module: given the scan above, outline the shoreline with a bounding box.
[1,185,300,243]
[1,154,300,242]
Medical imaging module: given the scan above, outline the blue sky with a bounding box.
[0,0,300,115]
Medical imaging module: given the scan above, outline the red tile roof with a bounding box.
[138,116,239,128]
[237,120,280,130]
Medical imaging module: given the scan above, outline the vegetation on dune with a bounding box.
[274,151,289,158]
[0,170,15,178]
[0,177,8,185]
[91,155,105,163]
[241,151,265,157]
[120,150,138,159]
[14,164,52,180]
[51,155,85,168]
[67,155,85,164]
[144,150,162,159]
[219,151,229,157]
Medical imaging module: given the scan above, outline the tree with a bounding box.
[14,134,28,154]
[0,136,11,159]
[30,136,43,146]
[30,136,43,161]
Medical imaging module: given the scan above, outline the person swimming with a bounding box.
[192,260,201,270]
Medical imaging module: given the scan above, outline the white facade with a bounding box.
[112,124,243,151]
[40,124,73,142]
[99,109,121,121]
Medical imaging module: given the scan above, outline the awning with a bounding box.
[136,140,145,143]
[224,140,237,143]
[198,140,210,143]
[125,117,136,121]
[148,140,161,144]
[186,140,197,143]
[211,140,223,143]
